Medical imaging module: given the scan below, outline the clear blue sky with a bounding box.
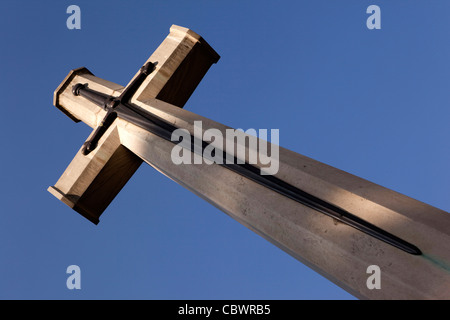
[1,1,449,300]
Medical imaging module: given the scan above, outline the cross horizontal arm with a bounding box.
[49,25,220,223]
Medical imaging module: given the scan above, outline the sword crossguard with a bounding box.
[73,62,157,155]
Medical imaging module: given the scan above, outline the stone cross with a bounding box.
[48,25,450,299]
